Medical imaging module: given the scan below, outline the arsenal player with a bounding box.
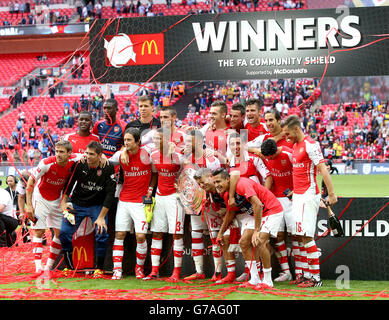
[260,138,298,282]
[25,140,82,276]
[193,167,239,284]
[64,111,99,154]
[213,169,284,289]
[143,128,185,282]
[109,128,157,280]
[92,98,126,251]
[125,94,161,147]
[228,133,272,189]
[248,109,293,156]
[228,103,245,133]
[282,115,337,287]
[202,100,230,164]
[244,98,268,142]
[182,130,223,281]
[59,141,116,272]
[92,98,126,158]
[159,106,185,153]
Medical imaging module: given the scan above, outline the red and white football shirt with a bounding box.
[151,150,183,196]
[205,127,230,158]
[263,147,293,197]
[244,122,268,142]
[32,154,81,201]
[109,147,153,203]
[171,128,186,152]
[188,154,220,171]
[229,152,270,184]
[232,177,283,217]
[292,136,325,195]
[248,133,293,149]
[64,132,100,154]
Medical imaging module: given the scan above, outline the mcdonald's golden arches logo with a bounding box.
[141,40,159,55]
[73,246,87,262]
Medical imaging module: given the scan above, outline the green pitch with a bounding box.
[2,174,388,197]
[316,174,389,197]
[0,276,388,300]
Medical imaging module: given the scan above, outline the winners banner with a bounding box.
[89,7,389,83]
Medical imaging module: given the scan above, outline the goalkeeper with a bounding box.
[59,141,116,272]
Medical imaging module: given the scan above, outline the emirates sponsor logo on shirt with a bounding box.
[293,163,305,168]
[125,170,149,177]
[46,178,66,186]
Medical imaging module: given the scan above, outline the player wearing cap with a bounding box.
[282,115,337,287]
[109,128,157,280]
[143,128,185,282]
[213,169,284,289]
[64,111,100,154]
[25,140,82,276]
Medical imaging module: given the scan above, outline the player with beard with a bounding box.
[64,111,99,154]
[109,128,157,280]
[248,109,293,156]
[244,98,268,142]
[282,115,337,287]
[25,140,83,277]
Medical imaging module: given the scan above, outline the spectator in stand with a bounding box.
[29,124,37,140]
[42,112,49,127]
[129,0,136,13]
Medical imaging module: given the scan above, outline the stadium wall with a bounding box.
[0,32,88,54]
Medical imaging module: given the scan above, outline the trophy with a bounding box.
[176,163,205,215]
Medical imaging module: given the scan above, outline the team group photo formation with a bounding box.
[0,0,389,302]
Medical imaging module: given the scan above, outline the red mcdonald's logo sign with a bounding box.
[105,33,165,67]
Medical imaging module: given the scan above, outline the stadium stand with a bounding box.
[0,0,387,167]
[0,0,307,26]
